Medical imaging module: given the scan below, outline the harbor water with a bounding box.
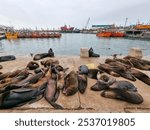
[0,33,150,56]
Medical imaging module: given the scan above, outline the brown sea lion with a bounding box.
[98,63,136,81]
[101,89,143,104]
[63,70,78,96]
[129,68,150,85]
[78,74,87,94]
[44,74,63,109]
[41,59,59,67]
[124,56,150,70]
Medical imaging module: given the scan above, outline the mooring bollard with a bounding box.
[80,48,89,58]
[128,47,143,59]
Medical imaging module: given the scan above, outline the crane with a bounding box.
[85,17,90,30]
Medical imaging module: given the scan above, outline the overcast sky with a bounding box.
[0,0,150,29]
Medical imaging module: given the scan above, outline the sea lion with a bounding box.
[78,65,89,75]
[124,56,150,70]
[26,61,39,70]
[88,69,102,79]
[98,75,143,104]
[101,89,143,104]
[98,64,120,77]
[0,55,16,62]
[44,74,63,109]
[89,48,100,57]
[0,70,30,93]
[98,63,136,81]
[129,68,150,85]
[0,69,24,81]
[41,59,59,67]
[63,70,78,96]
[78,74,87,94]
[0,83,46,109]
[33,48,54,61]
[91,74,116,91]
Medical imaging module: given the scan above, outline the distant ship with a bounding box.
[60,25,74,33]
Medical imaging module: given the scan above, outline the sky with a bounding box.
[0,0,150,29]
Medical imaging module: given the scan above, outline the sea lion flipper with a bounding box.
[49,101,63,109]
[52,89,60,102]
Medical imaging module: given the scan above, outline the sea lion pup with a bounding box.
[91,74,116,91]
[129,68,150,85]
[41,59,59,67]
[57,71,65,90]
[89,48,100,57]
[78,74,87,94]
[124,56,150,70]
[33,48,54,61]
[63,70,78,96]
[44,73,63,109]
[0,55,16,62]
[98,63,136,81]
[26,61,39,70]
[0,83,46,109]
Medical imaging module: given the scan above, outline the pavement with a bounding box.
[0,55,150,113]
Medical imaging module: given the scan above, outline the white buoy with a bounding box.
[128,47,143,59]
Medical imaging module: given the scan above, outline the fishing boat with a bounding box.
[96,31,112,37]
[6,32,18,39]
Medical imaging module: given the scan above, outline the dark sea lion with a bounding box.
[0,55,16,62]
[78,74,87,94]
[27,61,39,70]
[101,89,143,104]
[129,69,150,85]
[88,69,102,79]
[0,83,46,109]
[33,48,54,61]
[89,48,100,57]
[78,65,89,75]
[44,74,63,109]
[41,59,59,67]
[63,70,78,96]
